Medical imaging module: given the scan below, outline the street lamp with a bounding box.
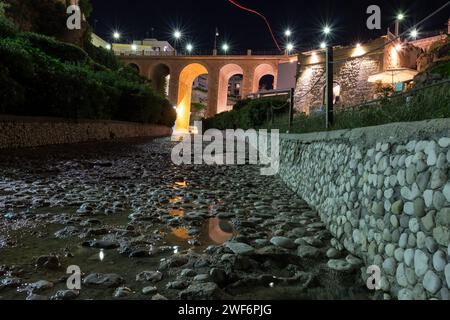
[173,30,182,40]
[186,43,193,54]
[113,31,121,40]
[222,43,229,54]
[410,29,419,39]
[320,41,327,49]
[323,25,331,36]
[131,44,137,51]
[106,44,112,50]
[395,12,405,36]
[286,42,294,54]
[285,29,292,37]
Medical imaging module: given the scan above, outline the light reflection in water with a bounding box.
[169,196,183,204]
[169,208,185,217]
[171,227,192,240]
[208,218,235,244]
[99,249,105,261]
[174,181,187,188]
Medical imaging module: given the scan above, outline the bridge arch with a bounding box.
[217,64,244,114]
[253,63,276,93]
[150,63,171,97]
[127,63,141,74]
[176,63,209,132]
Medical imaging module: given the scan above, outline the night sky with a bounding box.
[89,0,450,52]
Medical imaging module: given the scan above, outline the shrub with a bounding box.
[0,15,17,37]
[84,41,121,70]
[19,32,89,64]
[0,65,25,113]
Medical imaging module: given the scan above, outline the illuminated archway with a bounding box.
[217,64,244,114]
[150,63,171,97]
[176,63,209,132]
[253,64,276,93]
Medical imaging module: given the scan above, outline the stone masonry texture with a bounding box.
[0,116,172,149]
[278,119,450,300]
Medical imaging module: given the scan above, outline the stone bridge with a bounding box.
[119,54,292,131]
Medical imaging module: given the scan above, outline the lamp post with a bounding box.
[395,13,405,37]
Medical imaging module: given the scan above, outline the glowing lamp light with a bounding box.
[352,43,365,57]
[113,32,120,40]
[397,13,405,21]
[320,42,327,49]
[222,43,229,52]
[395,43,402,51]
[106,44,111,50]
[410,29,419,39]
[323,25,331,35]
[174,30,182,39]
[286,43,294,52]
[131,44,137,51]
[186,43,193,52]
[285,29,292,37]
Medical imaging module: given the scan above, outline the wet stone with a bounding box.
[83,273,125,288]
[136,271,163,283]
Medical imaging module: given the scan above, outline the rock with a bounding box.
[180,269,197,278]
[423,271,441,294]
[167,280,189,290]
[142,286,158,295]
[35,255,60,270]
[414,250,429,277]
[438,137,450,148]
[396,263,408,287]
[383,258,396,276]
[436,208,450,226]
[28,280,54,293]
[433,226,450,246]
[83,273,124,288]
[394,248,404,262]
[50,290,79,300]
[413,198,425,218]
[327,259,355,272]
[398,289,414,300]
[270,237,296,249]
[151,294,168,300]
[430,170,447,190]
[54,226,80,239]
[433,192,446,210]
[326,248,340,259]
[404,249,415,267]
[297,245,320,259]
[114,287,132,298]
[179,282,224,300]
[443,183,450,202]
[0,277,22,288]
[409,218,420,233]
[136,271,163,283]
[225,242,255,255]
[391,200,404,215]
[209,268,227,285]
[421,212,435,232]
[445,264,450,289]
[432,251,446,272]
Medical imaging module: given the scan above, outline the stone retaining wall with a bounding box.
[0,116,172,149]
[278,119,450,300]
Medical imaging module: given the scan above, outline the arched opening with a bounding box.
[151,64,171,97]
[176,63,209,132]
[218,64,244,114]
[258,75,274,92]
[253,64,276,93]
[128,63,140,74]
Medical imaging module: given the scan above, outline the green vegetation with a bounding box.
[191,102,206,112]
[267,80,450,134]
[204,81,449,134]
[203,97,289,131]
[0,11,176,126]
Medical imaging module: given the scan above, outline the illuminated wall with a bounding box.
[176,63,208,132]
